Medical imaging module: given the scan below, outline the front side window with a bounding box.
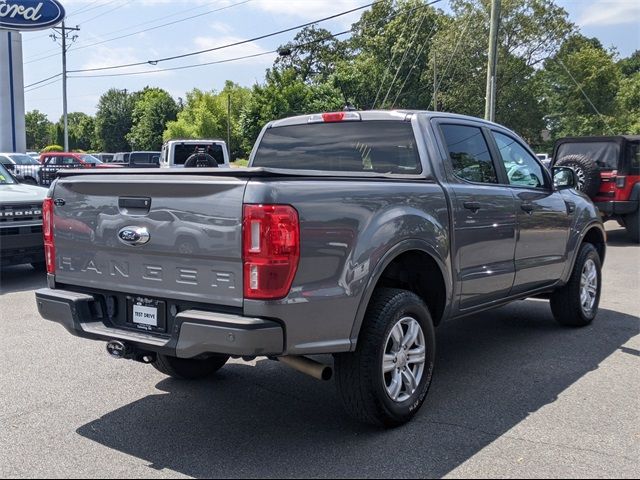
[493,131,546,188]
[440,124,497,183]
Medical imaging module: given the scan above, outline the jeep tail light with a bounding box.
[43,198,55,274]
[242,204,299,300]
[615,176,626,189]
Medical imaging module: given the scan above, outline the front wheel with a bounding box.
[334,288,436,427]
[152,354,229,380]
[550,243,602,327]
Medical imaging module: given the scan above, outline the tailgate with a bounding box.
[52,174,246,307]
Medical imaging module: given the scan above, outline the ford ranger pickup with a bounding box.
[35,111,605,426]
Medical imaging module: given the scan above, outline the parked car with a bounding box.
[93,153,115,163]
[161,139,229,168]
[0,163,46,270]
[552,135,639,242]
[111,152,130,164]
[0,152,42,185]
[128,151,161,168]
[36,110,605,427]
[39,152,121,186]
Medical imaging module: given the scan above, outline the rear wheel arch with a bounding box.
[350,242,450,348]
[583,226,606,263]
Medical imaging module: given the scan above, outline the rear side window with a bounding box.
[253,121,421,174]
[556,141,619,170]
[440,124,497,183]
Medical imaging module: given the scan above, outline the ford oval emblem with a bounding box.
[118,227,150,247]
[0,0,66,31]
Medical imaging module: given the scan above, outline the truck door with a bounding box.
[436,122,517,311]
[490,130,571,293]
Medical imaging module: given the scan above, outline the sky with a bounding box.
[15,0,640,122]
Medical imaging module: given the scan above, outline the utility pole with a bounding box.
[227,94,232,161]
[484,0,500,122]
[51,22,79,151]
[433,51,437,112]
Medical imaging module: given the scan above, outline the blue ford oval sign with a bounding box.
[0,0,65,31]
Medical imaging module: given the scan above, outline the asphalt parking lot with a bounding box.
[0,222,638,479]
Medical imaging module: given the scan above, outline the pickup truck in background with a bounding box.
[160,139,229,168]
[35,111,605,426]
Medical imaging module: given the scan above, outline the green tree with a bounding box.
[541,34,621,138]
[618,50,640,77]
[94,88,136,152]
[239,68,344,152]
[25,110,53,150]
[54,112,96,151]
[615,73,640,134]
[127,87,178,151]
[164,82,252,159]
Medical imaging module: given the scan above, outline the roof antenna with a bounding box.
[343,104,357,111]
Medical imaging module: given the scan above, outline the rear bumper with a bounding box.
[594,200,638,217]
[35,288,284,358]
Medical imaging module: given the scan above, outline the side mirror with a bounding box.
[553,166,577,190]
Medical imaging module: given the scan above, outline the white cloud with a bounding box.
[252,0,364,26]
[579,0,640,27]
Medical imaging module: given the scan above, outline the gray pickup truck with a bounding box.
[35,111,605,426]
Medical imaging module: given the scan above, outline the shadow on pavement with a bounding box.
[76,300,638,478]
[605,226,638,248]
[0,265,47,295]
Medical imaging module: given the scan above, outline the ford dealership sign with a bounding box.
[0,0,65,31]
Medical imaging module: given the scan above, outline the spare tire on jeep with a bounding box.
[555,154,601,198]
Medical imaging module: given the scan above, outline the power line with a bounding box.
[67,0,384,74]
[24,0,255,64]
[392,17,440,107]
[371,7,413,109]
[24,73,63,89]
[25,78,62,93]
[66,1,444,80]
[380,7,430,108]
[429,13,473,110]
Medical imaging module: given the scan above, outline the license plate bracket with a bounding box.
[127,296,167,333]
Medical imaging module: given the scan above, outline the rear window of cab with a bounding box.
[253,121,421,174]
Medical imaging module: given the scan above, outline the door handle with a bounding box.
[520,203,535,214]
[463,201,481,212]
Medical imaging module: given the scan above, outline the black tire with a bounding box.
[152,354,229,380]
[555,154,601,198]
[550,243,602,327]
[334,288,436,427]
[623,211,639,243]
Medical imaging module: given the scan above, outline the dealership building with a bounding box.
[1,0,66,153]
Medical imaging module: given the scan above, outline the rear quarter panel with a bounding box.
[243,179,451,354]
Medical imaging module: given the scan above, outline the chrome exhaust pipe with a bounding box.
[277,356,333,381]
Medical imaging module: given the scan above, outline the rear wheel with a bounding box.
[334,288,436,427]
[550,243,602,327]
[152,354,229,380]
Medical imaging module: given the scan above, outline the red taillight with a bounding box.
[322,112,346,122]
[43,198,55,274]
[242,204,299,300]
